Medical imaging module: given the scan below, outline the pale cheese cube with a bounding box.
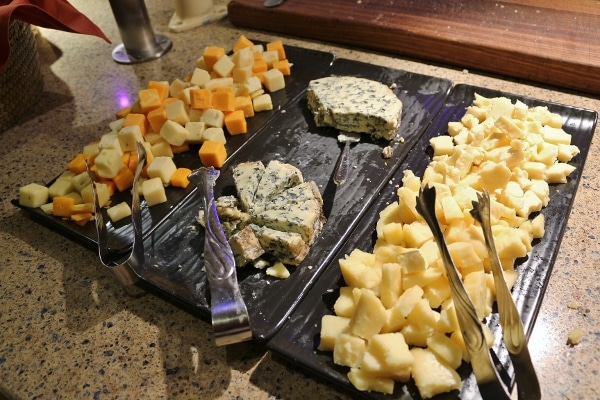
[165,99,190,126]
[380,262,403,309]
[361,332,413,380]
[94,148,124,179]
[212,54,235,78]
[232,65,253,83]
[82,141,100,157]
[109,118,124,132]
[242,76,262,94]
[347,368,394,395]
[48,178,74,198]
[178,85,199,105]
[397,249,426,274]
[19,183,49,208]
[40,202,54,215]
[333,286,356,318]
[402,221,433,249]
[142,177,167,206]
[262,49,280,67]
[107,201,132,223]
[202,127,226,144]
[430,135,454,156]
[557,144,580,162]
[347,289,386,340]
[143,132,162,145]
[231,47,254,68]
[118,125,143,152]
[546,162,576,184]
[318,315,350,351]
[542,125,572,145]
[169,78,189,98]
[160,119,189,146]
[204,77,234,91]
[253,93,273,112]
[333,333,365,368]
[339,249,381,290]
[410,347,461,399]
[151,138,174,158]
[185,121,206,144]
[146,156,177,184]
[71,171,91,193]
[190,68,211,87]
[81,183,110,208]
[99,132,123,155]
[262,68,285,92]
[188,108,203,122]
[200,108,225,128]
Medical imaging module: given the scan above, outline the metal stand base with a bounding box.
[112,33,172,64]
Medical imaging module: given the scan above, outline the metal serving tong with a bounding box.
[188,167,252,346]
[86,141,146,287]
[415,185,540,399]
[470,190,541,400]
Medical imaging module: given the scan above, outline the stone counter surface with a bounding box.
[1,1,598,399]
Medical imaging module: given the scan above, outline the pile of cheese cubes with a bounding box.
[18,35,292,226]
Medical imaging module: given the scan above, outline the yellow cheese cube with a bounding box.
[410,347,461,399]
[318,315,350,351]
[142,177,167,206]
[118,125,143,152]
[333,333,365,368]
[107,201,132,223]
[19,183,49,208]
[160,119,190,146]
[146,156,177,185]
[94,148,124,179]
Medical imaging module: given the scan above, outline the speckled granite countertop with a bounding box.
[1,1,599,399]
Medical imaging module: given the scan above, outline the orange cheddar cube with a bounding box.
[203,46,226,71]
[267,40,286,60]
[138,88,162,114]
[234,95,254,118]
[71,212,93,226]
[224,110,247,135]
[67,153,94,174]
[170,167,192,188]
[53,196,76,217]
[128,152,139,172]
[252,58,268,74]
[272,59,291,76]
[147,106,167,133]
[212,89,235,112]
[148,80,169,101]
[115,106,132,120]
[199,140,227,168]
[190,88,212,110]
[162,97,179,106]
[113,166,135,192]
[233,35,254,52]
[122,113,148,135]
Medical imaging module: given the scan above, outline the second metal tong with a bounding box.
[416,185,540,400]
[189,167,252,346]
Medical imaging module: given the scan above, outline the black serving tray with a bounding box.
[266,84,597,398]
[12,42,336,255]
[134,59,453,341]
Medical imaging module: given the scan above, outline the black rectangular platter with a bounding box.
[136,59,453,341]
[12,43,336,255]
[266,84,597,398]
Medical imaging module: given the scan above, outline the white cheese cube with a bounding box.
[107,201,132,223]
[94,148,124,179]
[160,119,190,146]
[143,132,162,145]
[212,54,235,78]
[252,93,273,112]
[40,202,54,215]
[146,156,177,184]
[231,47,254,68]
[108,118,124,132]
[204,77,233,91]
[232,65,253,83]
[82,141,100,157]
[142,177,167,206]
[266,262,290,279]
[262,49,279,67]
[81,183,110,207]
[169,78,189,98]
[243,76,262,94]
[165,99,189,126]
[118,125,143,152]
[202,127,226,144]
[71,171,91,193]
[200,108,225,128]
[56,170,76,182]
[19,183,49,208]
[185,121,206,144]
[99,132,123,155]
[188,108,203,122]
[48,178,74,198]
[190,68,211,87]
[178,85,199,106]
[262,68,285,92]
[151,138,174,158]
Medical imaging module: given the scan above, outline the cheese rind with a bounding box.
[250,224,309,266]
[307,76,403,140]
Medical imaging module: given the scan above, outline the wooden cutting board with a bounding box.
[228,0,600,95]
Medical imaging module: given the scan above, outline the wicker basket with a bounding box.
[0,20,44,133]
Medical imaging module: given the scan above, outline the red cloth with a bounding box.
[0,0,110,69]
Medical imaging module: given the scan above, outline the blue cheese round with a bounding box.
[307,76,403,140]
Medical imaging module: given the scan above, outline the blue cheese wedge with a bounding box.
[252,160,304,207]
[251,202,324,246]
[250,224,310,266]
[228,225,265,267]
[232,160,265,211]
[307,76,403,140]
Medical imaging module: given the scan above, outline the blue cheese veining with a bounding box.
[307,76,403,140]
